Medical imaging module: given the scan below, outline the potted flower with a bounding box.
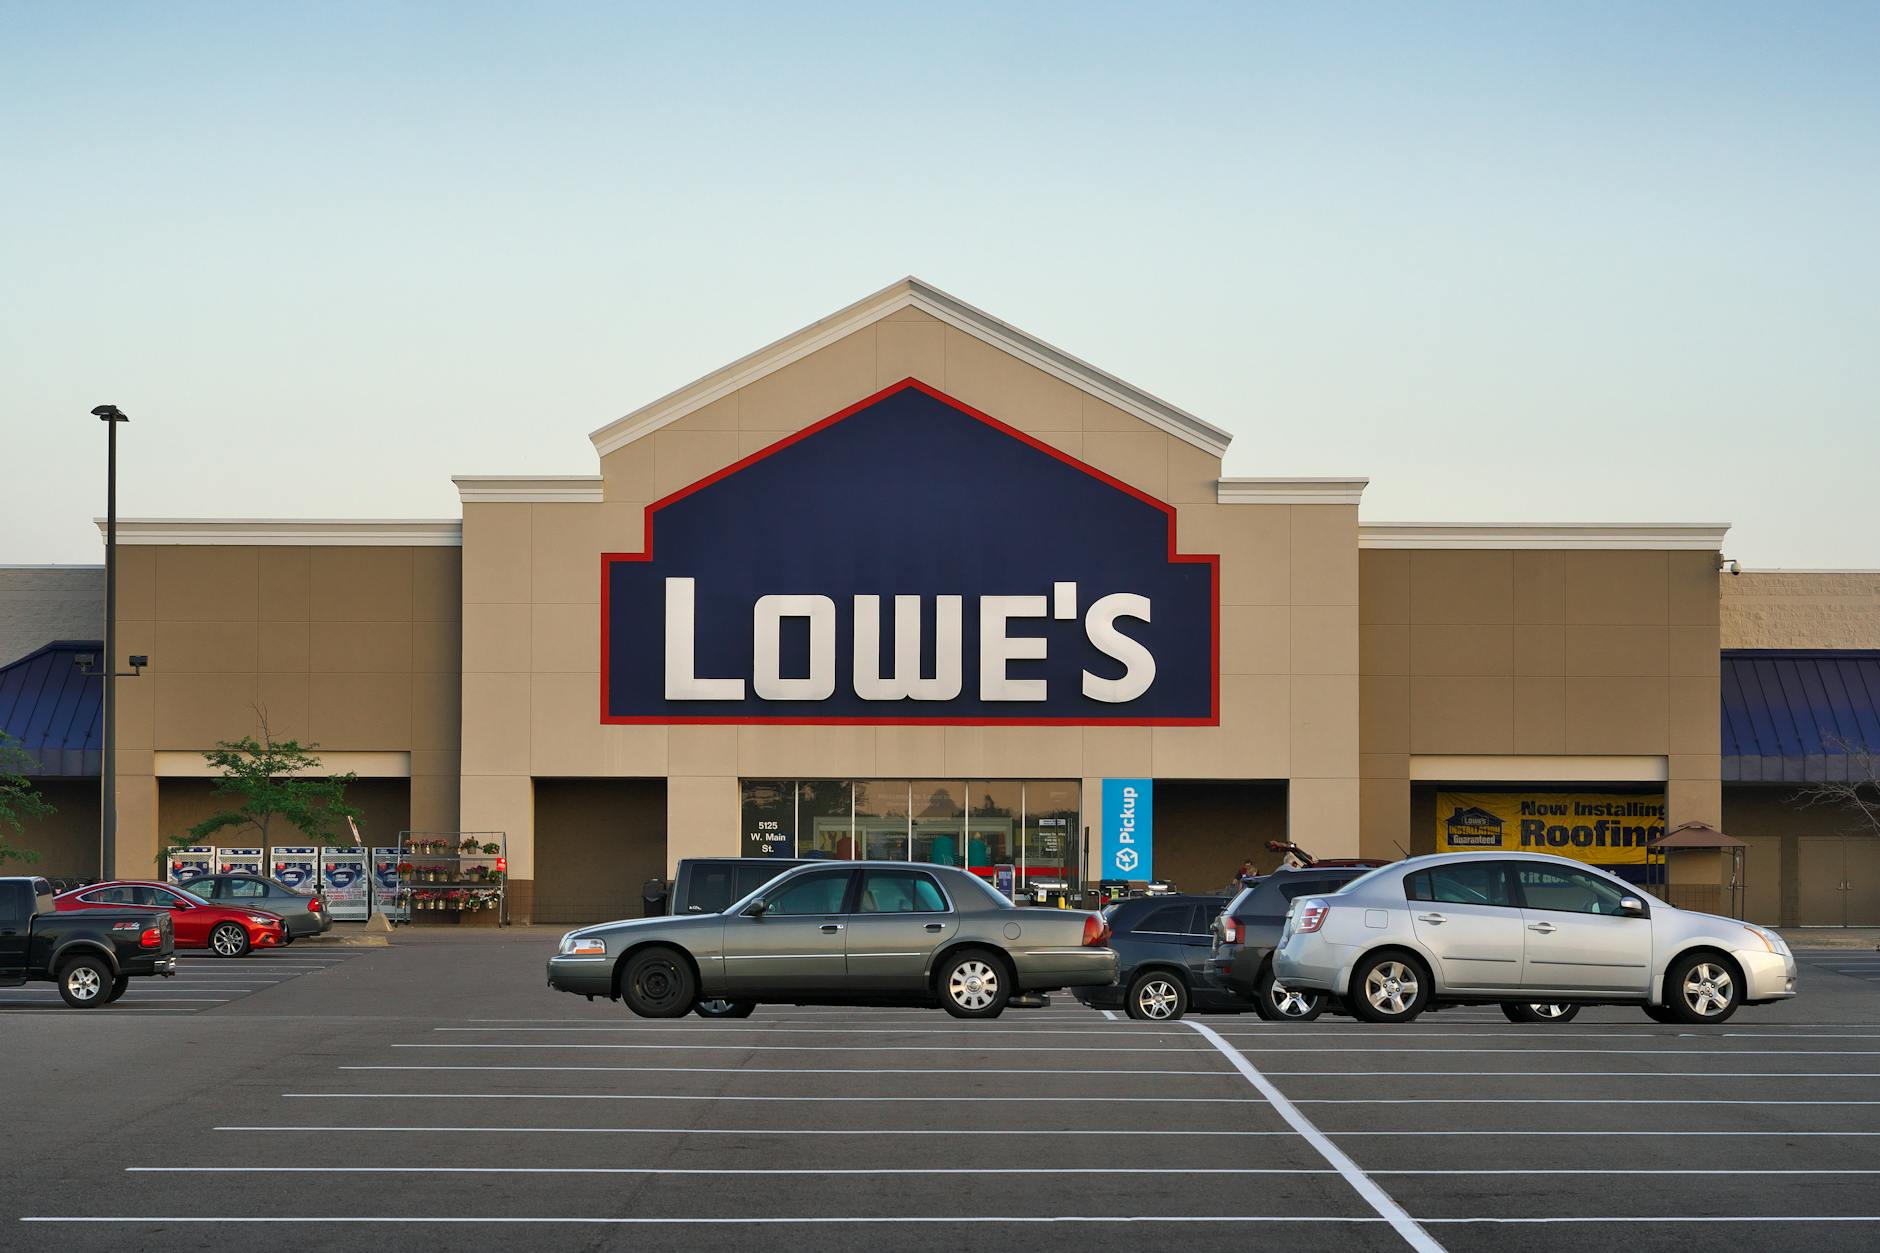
[460,836,481,854]
[481,841,501,855]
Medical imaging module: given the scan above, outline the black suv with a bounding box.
[1209,866,1380,1020]
[1073,894,1237,1021]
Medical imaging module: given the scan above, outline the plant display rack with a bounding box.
[393,830,508,925]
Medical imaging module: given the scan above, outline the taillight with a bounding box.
[1081,914,1111,946]
[308,898,321,912]
[1220,919,1240,945]
[140,927,162,948]
[1298,898,1330,934]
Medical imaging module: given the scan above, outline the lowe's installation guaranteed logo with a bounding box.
[601,380,1218,725]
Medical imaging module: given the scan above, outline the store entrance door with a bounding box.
[1799,836,1880,926]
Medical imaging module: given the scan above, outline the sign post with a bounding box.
[1102,778,1154,882]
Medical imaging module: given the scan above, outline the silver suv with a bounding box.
[1273,852,1796,1025]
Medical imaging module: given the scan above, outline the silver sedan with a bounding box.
[1273,851,1796,1025]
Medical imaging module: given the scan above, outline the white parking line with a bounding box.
[284,1092,1264,1103]
[394,1043,1214,1053]
[1102,1010,1118,1020]
[342,1065,1241,1076]
[1182,1020,1444,1253]
[24,1216,1390,1226]
[131,1165,1332,1175]
[219,1125,1298,1136]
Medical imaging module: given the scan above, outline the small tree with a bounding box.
[173,719,361,857]
[1792,735,1880,838]
[0,731,55,867]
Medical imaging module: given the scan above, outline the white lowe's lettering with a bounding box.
[662,577,1158,704]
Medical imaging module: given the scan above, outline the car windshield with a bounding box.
[1328,863,1398,895]
[952,872,1016,910]
[725,865,826,914]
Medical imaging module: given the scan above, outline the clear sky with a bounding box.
[3,3,1875,567]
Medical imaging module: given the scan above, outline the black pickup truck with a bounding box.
[0,875,178,1007]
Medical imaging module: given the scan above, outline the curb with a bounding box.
[296,934,391,948]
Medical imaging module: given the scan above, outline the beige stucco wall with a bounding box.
[1359,547,1722,859]
[460,307,1361,880]
[1720,571,1880,649]
[107,544,461,875]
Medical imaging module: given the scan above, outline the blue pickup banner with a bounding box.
[1103,778,1154,880]
[602,380,1217,725]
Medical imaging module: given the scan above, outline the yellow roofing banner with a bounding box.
[1435,792,1664,866]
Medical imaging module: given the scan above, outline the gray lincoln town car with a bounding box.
[1273,851,1797,1025]
[548,861,1119,1019]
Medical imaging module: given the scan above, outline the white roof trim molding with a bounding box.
[1359,523,1731,551]
[97,519,464,547]
[1218,477,1369,506]
[453,476,604,504]
[587,276,1235,459]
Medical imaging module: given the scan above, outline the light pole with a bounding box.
[91,404,129,881]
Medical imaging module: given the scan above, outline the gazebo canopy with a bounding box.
[1650,821,1747,851]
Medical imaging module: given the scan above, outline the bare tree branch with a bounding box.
[1790,734,1880,839]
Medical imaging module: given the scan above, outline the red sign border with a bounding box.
[599,377,1220,727]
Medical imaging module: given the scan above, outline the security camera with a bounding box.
[1717,556,1741,576]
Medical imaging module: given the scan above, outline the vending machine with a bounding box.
[168,846,215,886]
[321,846,369,921]
[216,846,264,877]
[271,847,319,892]
[371,846,407,922]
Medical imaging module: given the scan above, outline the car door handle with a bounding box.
[924,923,944,932]
[1528,922,1557,934]
[820,923,843,933]
[1415,913,1446,925]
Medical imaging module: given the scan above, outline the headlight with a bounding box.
[559,933,606,957]
[247,915,277,926]
[1742,924,1783,953]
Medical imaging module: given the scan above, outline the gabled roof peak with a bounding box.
[588,276,1232,459]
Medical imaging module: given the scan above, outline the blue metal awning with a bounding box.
[0,640,103,777]
[1722,649,1880,783]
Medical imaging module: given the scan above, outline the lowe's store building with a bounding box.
[3,279,1877,928]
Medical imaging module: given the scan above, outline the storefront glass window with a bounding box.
[855,780,912,860]
[797,780,853,859]
[739,780,797,860]
[912,781,965,867]
[1023,780,1079,888]
[965,782,1020,877]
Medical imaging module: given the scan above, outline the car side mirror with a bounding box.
[1619,897,1645,916]
[744,899,769,918]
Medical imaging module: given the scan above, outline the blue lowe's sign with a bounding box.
[601,380,1218,725]
[1103,778,1154,880]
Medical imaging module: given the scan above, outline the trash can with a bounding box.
[642,877,670,916]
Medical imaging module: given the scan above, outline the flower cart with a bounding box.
[391,831,508,926]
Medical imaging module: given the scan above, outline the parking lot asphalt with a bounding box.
[3,932,1877,1253]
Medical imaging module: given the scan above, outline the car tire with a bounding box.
[1641,1003,1681,1025]
[693,998,757,1019]
[1254,962,1325,1022]
[620,947,697,1019]
[1664,952,1742,1025]
[1124,971,1188,1022]
[57,955,112,1009]
[104,974,130,1004]
[210,922,251,958]
[1502,1002,1581,1024]
[1348,952,1431,1024]
[938,949,1011,1020]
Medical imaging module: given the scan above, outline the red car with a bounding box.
[56,880,287,957]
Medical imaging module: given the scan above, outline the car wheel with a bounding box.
[1254,963,1325,1022]
[1502,1002,1581,1024]
[1124,971,1188,1022]
[939,950,1010,1019]
[1641,1003,1681,1025]
[620,947,696,1019]
[58,956,112,1009]
[104,974,130,1004]
[693,998,757,1019]
[1665,953,1742,1024]
[1348,952,1430,1024]
[210,922,251,958]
